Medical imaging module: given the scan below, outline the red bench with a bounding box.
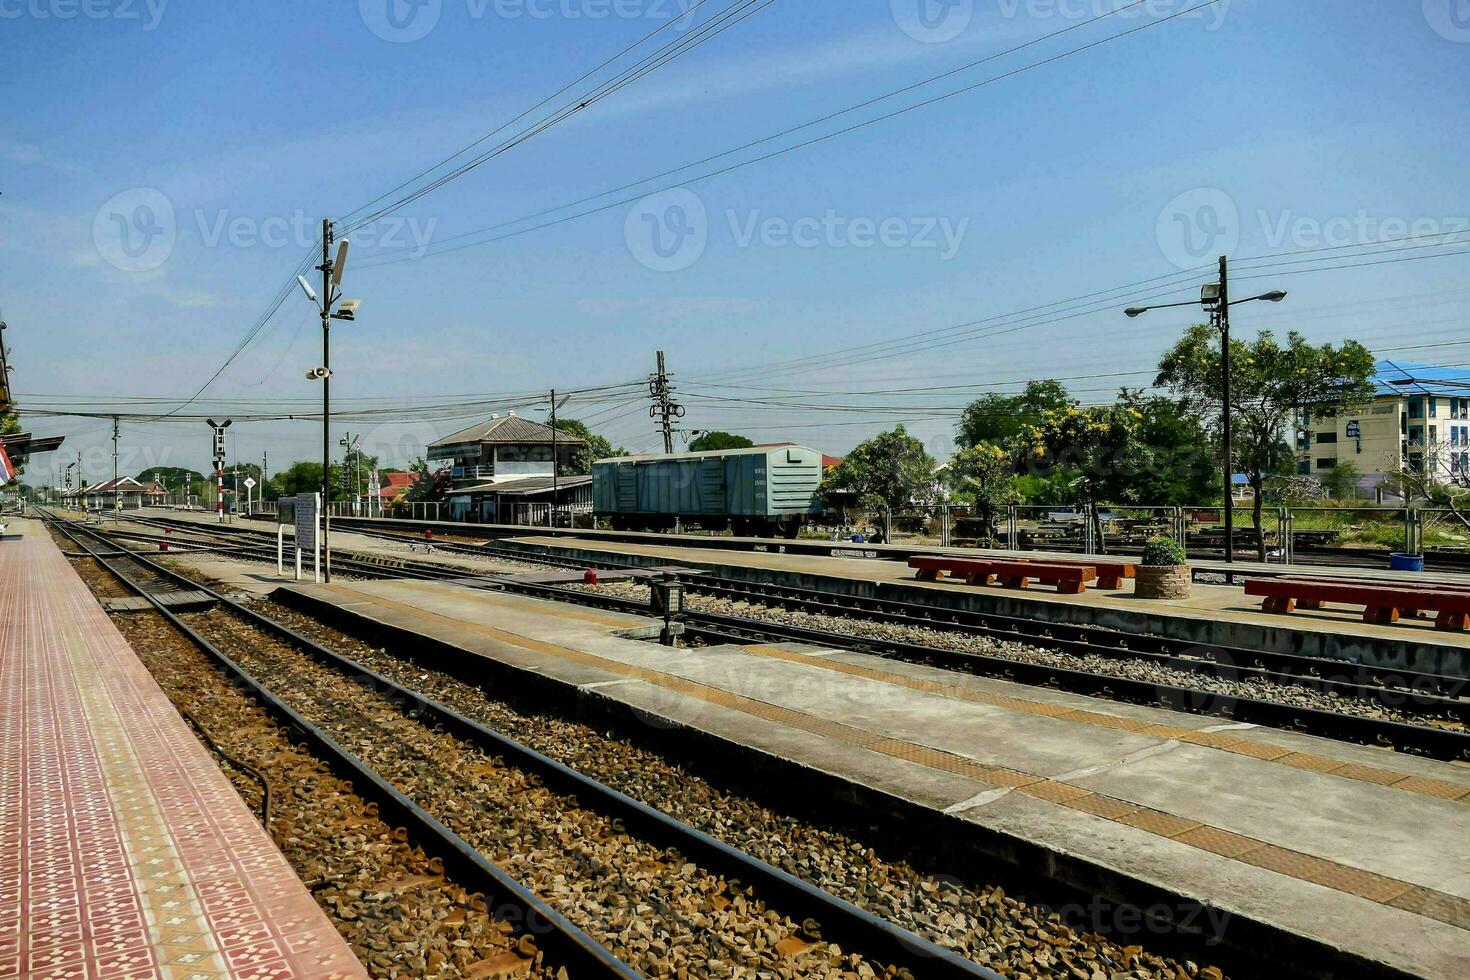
[1039,558,1136,590]
[909,556,1097,594]
[1244,578,1470,631]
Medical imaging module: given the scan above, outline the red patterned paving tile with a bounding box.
[3,523,366,979]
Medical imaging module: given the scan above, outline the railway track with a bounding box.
[101,513,1470,759]
[44,510,1013,980]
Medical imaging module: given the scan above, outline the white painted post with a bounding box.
[277,524,285,576]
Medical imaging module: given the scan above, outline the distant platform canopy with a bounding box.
[1,431,65,455]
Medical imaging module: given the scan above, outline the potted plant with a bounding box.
[1136,536,1192,600]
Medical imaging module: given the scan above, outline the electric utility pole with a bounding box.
[649,350,683,454]
[111,416,119,517]
[550,389,558,526]
[1217,254,1233,567]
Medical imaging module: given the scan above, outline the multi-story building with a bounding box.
[426,413,591,523]
[1296,360,1470,496]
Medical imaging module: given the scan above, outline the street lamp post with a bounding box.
[1126,255,1286,570]
[298,222,362,584]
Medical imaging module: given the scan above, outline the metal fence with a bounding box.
[910,503,1464,567]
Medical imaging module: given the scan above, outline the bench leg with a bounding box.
[1403,608,1424,619]
[1261,597,1296,614]
[1000,576,1030,589]
[1435,611,1470,632]
[1363,606,1400,625]
[964,573,995,586]
[1057,581,1087,595]
[915,569,939,583]
[1296,599,1324,610]
[1098,576,1123,590]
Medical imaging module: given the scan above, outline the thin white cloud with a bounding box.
[0,140,85,177]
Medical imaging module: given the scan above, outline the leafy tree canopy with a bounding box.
[554,418,625,475]
[269,461,324,498]
[820,425,938,514]
[1156,326,1374,555]
[946,443,1018,543]
[688,431,754,453]
[405,457,453,502]
[137,466,206,486]
[955,380,1074,449]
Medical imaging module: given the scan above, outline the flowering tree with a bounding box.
[1014,404,1147,552]
[947,443,1018,545]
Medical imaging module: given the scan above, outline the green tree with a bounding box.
[955,380,1074,449]
[332,447,379,502]
[1156,326,1375,559]
[554,419,624,475]
[1119,389,1220,505]
[1014,403,1147,550]
[947,443,1018,545]
[688,430,755,452]
[404,457,452,503]
[820,426,938,532]
[1320,460,1362,501]
[270,461,324,498]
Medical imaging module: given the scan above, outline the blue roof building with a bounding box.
[1298,361,1470,497]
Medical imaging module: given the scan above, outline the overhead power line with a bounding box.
[356,0,1221,269]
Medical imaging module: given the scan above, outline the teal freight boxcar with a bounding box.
[592,445,824,537]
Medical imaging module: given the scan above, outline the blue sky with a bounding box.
[2,0,1468,483]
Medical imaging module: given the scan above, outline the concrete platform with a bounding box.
[2,519,364,978]
[279,576,1470,979]
[498,535,1470,677]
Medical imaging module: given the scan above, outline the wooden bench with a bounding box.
[1244,578,1470,631]
[909,556,1097,594]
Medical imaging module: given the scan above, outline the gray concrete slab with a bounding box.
[279,577,1470,979]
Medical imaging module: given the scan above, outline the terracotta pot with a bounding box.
[1135,564,1192,600]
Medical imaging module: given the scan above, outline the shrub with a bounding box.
[1142,536,1188,567]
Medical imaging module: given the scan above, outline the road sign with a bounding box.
[244,477,256,489]
[295,492,318,550]
[1346,421,1361,439]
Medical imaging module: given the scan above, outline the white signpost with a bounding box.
[243,476,256,516]
[290,492,321,583]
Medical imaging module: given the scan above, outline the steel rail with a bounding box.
[41,512,641,979]
[104,513,1470,757]
[48,511,1008,980]
[289,516,1469,710]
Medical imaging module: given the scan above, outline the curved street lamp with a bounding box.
[1124,257,1287,568]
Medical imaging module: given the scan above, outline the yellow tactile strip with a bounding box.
[740,645,1470,806]
[388,580,638,629]
[313,584,1470,933]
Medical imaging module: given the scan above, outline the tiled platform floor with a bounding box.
[0,519,365,979]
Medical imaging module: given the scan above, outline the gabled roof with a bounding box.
[429,414,586,449]
[455,474,593,496]
[1373,360,1470,398]
[78,477,165,494]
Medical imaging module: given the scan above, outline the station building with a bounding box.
[67,476,168,510]
[427,413,592,523]
[1296,360,1470,496]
